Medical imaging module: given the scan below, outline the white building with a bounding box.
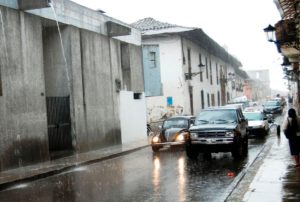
[132,18,244,122]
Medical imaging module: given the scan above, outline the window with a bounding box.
[187,48,191,75]
[207,93,210,107]
[216,63,219,85]
[149,51,156,68]
[209,59,213,85]
[201,90,204,109]
[217,91,220,106]
[199,54,203,82]
[133,93,142,99]
[205,57,208,79]
[211,94,215,106]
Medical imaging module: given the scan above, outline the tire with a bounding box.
[203,152,212,160]
[242,136,248,156]
[264,128,269,136]
[232,141,243,159]
[186,144,199,159]
[152,145,161,152]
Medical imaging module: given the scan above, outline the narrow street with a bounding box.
[0,122,283,202]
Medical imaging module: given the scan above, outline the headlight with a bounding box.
[152,136,160,143]
[225,131,234,137]
[176,134,185,142]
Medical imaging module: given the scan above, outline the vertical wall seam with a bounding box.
[79,30,89,150]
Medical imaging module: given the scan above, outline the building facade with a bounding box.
[132,18,245,122]
[0,0,146,171]
[246,69,271,101]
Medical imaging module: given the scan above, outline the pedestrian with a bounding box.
[283,108,300,168]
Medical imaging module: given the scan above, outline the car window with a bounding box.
[195,109,237,124]
[163,119,188,129]
[244,112,263,120]
[264,101,280,106]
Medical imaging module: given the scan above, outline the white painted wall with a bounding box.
[143,34,243,122]
[143,36,186,122]
[182,38,227,115]
[120,91,147,144]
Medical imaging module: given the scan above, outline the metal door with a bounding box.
[46,96,72,151]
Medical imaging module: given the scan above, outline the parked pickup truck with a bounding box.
[185,106,248,159]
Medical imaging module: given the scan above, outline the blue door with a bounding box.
[142,45,162,96]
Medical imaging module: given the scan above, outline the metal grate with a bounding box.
[46,96,72,151]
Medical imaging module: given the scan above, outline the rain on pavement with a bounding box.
[0,130,282,202]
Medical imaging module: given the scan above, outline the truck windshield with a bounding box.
[195,109,237,124]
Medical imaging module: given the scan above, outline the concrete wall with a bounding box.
[0,3,145,170]
[0,7,49,170]
[52,27,144,152]
[129,44,144,92]
[43,26,70,97]
[120,91,147,144]
[76,29,122,151]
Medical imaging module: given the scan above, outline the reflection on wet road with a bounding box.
[0,136,271,202]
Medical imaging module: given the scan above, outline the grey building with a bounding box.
[246,69,271,100]
[0,0,145,171]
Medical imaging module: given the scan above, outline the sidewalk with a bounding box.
[227,132,300,201]
[0,137,151,191]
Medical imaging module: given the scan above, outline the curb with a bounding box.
[0,144,150,191]
[221,135,276,201]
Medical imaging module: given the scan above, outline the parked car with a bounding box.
[243,110,269,137]
[271,97,286,107]
[262,100,282,114]
[185,106,248,159]
[151,115,195,152]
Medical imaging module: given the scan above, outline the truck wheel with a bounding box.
[152,146,161,152]
[203,152,212,160]
[232,142,243,159]
[242,137,248,156]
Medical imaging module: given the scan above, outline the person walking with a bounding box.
[283,108,300,168]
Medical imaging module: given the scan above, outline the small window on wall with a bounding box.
[134,93,142,100]
[149,52,156,68]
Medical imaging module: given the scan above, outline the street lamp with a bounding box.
[220,72,235,84]
[263,24,282,53]
[263,24,276,42]
[184,61,205,80]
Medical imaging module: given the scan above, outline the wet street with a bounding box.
[0,133,280,202]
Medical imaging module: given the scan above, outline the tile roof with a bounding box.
[132,17,242,68]
[131,17,183,31]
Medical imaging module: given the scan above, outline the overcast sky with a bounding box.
[70,0,286,92]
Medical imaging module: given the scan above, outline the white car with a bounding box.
[243,111,269,137]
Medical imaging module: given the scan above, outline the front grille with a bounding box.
[197,131,226,138]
